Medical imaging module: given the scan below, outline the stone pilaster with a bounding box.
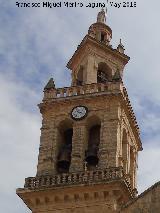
[70,122,87,172]
[98,105,119,169]
[37,118,57,176]
[86,55,97,84]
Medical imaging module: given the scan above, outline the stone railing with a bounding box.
[43,82,122,100]
[24,167,128,190]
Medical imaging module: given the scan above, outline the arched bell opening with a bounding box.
[76,66,84,86]
[85,116,101,170]
[97,62,112,83]
[100,32,105,42]
[57,120,73,174]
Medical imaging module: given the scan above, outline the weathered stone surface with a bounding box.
[121,182,160,213]
[18,10,160,213]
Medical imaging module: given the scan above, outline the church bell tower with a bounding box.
[17,9,142,213]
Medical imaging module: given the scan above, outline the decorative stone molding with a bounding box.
[43,82,121,101]
[23,167,134,197]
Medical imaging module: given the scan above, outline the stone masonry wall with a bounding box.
[122,182,160,213]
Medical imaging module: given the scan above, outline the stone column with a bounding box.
[130,147,137,189]
[70,122,87,172]
[123,142,130,174]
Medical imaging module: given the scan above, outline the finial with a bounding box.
[119,39,124,47]
[97,8,106,23]
[117,39,125,54]
[105,6,108,14]
[120,39,124,47]
[101,7,105,12]
[112,68,122,81]
[44,78,55,90]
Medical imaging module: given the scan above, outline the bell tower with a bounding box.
[17,10,142,213]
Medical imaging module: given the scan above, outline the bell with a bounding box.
[86,125,100,167]
[57,145,71,173]
[85,145,99,166]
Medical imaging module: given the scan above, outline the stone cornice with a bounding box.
[67,35,130,70]
[120,86,142,151]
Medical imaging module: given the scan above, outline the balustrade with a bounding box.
[43,82,121,101]
[24,167,127,189]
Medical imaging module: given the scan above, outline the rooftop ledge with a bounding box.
[17,167,136,198]
[43,82,123,101]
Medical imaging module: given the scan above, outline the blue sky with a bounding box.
[1,0,160,212]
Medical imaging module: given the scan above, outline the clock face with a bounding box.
[71,106,88,120]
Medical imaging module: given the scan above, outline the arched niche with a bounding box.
[57,119,73,173]
[85,115,101,170]
[97,62,112,83]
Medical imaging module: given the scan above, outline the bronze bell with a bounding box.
[85,145,99,166]
[57,144,71,173]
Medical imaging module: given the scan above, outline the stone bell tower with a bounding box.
[17,9,142,213]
